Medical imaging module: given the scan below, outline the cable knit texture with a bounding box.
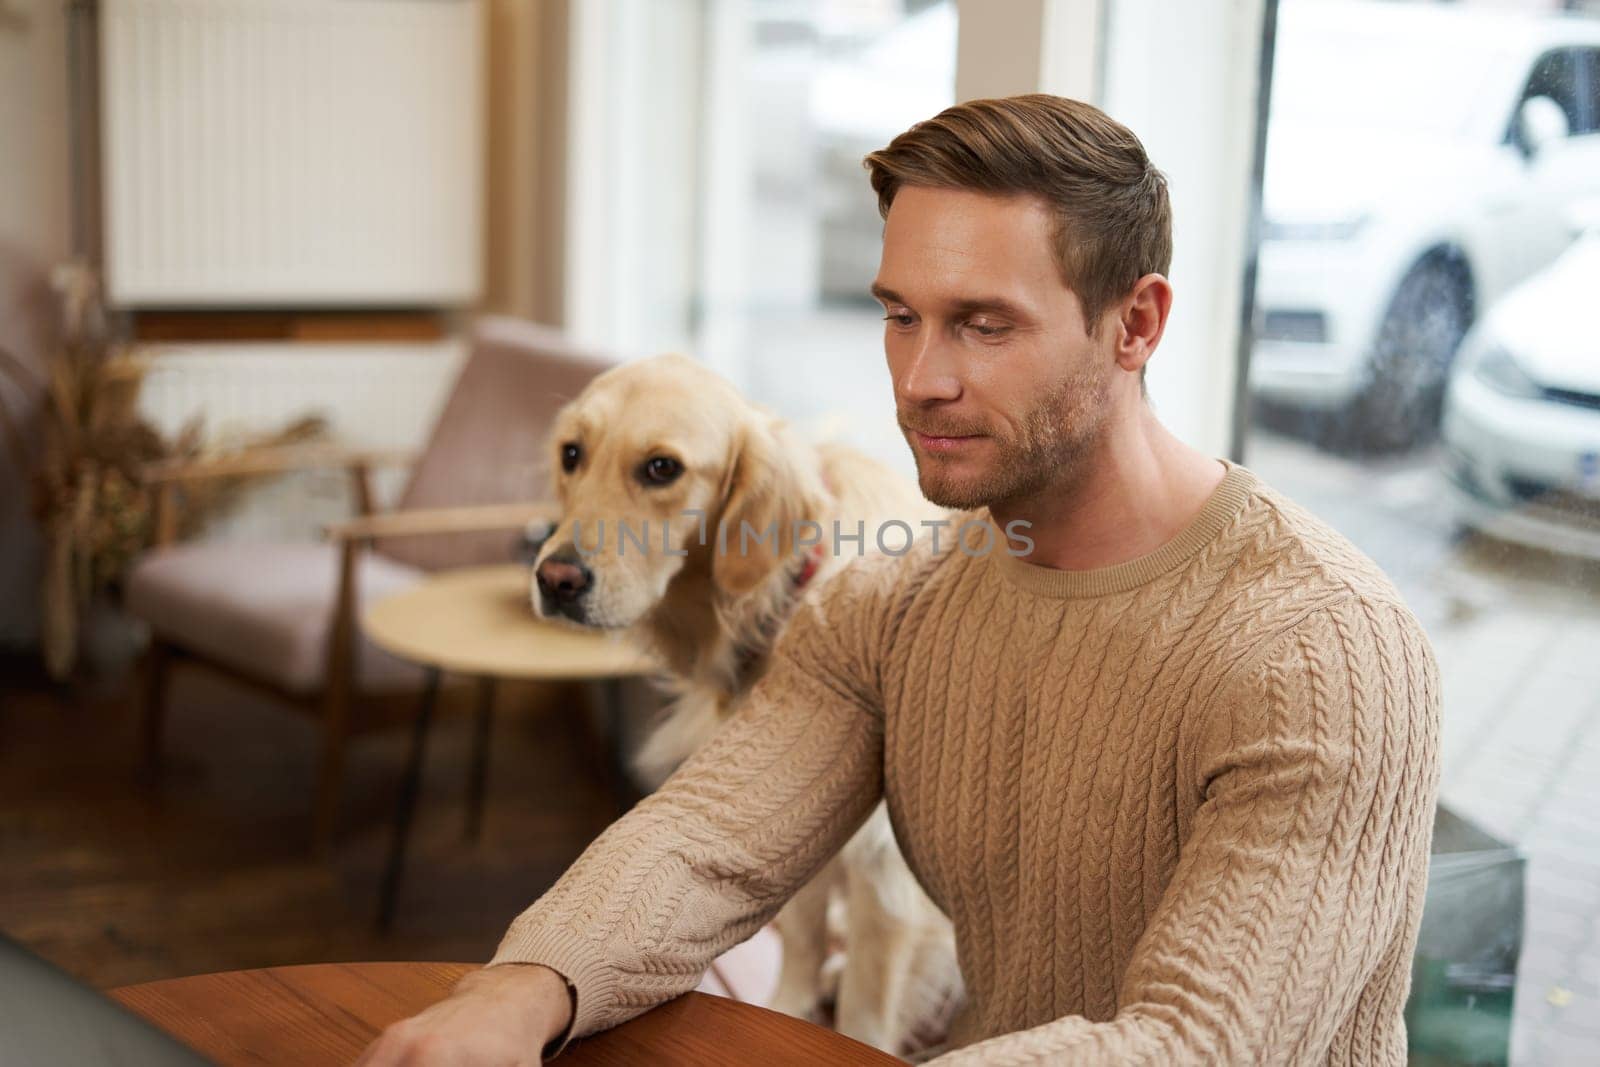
[491,461,1442,1065]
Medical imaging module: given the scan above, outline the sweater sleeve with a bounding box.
[927,598,1441,1066]
[486,558,901,1056]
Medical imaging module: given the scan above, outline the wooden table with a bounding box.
[362,565,656,929]
[111,963,904,1065]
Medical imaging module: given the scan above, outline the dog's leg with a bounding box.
[767,865,835,1022]
[835,862,924,1053]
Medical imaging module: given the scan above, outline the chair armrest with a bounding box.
[144,445,416,484]
[324,502,560,542]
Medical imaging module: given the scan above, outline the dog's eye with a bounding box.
[640,455,684,486]
[559,442,582,474]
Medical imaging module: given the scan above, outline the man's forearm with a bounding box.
[490,653,886,1049]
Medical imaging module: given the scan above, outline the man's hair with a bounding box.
[863,94,1172,335]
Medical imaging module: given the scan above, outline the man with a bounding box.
[360,95,1440,1065]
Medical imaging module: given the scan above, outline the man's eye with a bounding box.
[640,455,684,486]
[966,321,1008,337]
[882,311,915,327]
[560,442,582,473]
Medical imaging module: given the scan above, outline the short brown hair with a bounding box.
[864,94,1171,332]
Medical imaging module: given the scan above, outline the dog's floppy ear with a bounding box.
[712,415,823,598]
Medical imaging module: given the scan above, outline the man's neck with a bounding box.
[991,406,1227,572]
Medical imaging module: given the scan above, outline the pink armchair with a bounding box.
[126,317,615,849]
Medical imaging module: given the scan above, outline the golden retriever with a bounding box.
[528,353,962,1054]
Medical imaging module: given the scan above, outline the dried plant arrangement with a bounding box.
[0,262,327,678]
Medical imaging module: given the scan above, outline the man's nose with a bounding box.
[895,330,961,405]
[536,555,592,603]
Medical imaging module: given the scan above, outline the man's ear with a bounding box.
[712,417,823,598]
[1112,272,1173,376]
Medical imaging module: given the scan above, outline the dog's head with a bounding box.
[532,354,826,629]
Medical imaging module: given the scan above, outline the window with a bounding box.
[693,0,958,479]
[1579,47,1600,133]
[1246,3,1600,1063]
[1515,49,1583,137]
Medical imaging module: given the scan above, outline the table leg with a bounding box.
[465,676,495,842]
[602,677,641,806]
[379,666,440,932]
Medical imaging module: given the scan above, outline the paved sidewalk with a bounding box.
[1432,573,1600,1066]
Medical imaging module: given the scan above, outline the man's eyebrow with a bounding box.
[870,284,1030,320]
[949,296,1031,319]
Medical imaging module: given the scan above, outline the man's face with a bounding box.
[873,185,1115,511]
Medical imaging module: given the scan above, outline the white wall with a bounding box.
[0,0,71,266]
[956,0,1104,103]
[0,0,72,649]
[1100,0,1266,459]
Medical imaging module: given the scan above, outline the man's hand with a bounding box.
[355,963,575,1066]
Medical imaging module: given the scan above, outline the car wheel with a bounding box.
[1345,259,1472,453]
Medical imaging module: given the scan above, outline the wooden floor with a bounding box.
[0,656,626,990]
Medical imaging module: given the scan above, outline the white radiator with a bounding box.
[100,0,484,307]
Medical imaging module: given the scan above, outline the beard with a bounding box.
[901,364,1112,511]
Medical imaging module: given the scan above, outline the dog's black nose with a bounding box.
[536,556,591,603]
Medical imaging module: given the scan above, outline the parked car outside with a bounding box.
[1250,0,1600,448]
[1441,222,1600,558]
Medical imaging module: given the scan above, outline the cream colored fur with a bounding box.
[531,354,962,1055]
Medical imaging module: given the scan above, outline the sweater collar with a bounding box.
[986,459,1258,599]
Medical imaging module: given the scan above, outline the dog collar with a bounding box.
[792,541,826,591]
[732,541,827,687]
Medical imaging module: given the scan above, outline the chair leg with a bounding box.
[600,678,641,807]
[465,676,495,842]
[379,667,441,932]
[313,673,353,855]
[138,639,173,782]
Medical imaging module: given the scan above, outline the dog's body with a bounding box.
[629,438,962,1053]
[531,355,961,1054]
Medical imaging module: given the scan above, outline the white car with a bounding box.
[1442,228,1600,558]
[1250,0,1600,447]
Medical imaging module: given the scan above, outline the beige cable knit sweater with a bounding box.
[490,461,1442,1065]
